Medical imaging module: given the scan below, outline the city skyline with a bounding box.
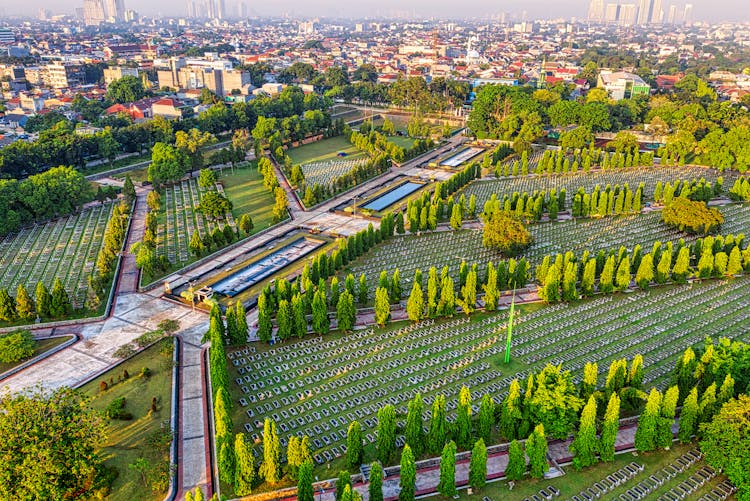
[1,0,748,22]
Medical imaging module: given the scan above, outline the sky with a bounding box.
[2,0,748,23]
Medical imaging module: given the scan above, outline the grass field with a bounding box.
[286,136,365,165]
[80,338,174,501]
[387,135,417,149]
[217,163,277,225]
[442,443,731,501]
[0,335,74,375]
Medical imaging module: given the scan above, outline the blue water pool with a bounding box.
[362,182,423,211]
[211,237,323,297]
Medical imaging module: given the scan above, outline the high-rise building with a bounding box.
[105,0,126,21]
[83,0,105,26]
[604,3,620,22]
[588,0,605,22]
[667,4,677,24]
[650,0,663,23]
[216,0,225,19]
[619,3,638,25]
[637,0,653,24]
[683,3,693,24]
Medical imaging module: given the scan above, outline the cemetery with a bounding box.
[343,204,750,295]
[460,165,733,209]
[0,202,115,308]
[227,275,750,474]
[286,135,365,166]
[299,157,370,189]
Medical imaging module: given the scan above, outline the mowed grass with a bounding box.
[387,135,417,149]
[0,335,74,374]
[80,338,174,501]
[437,443,729,501]
[217,163,276,228]
[286,136,365,165]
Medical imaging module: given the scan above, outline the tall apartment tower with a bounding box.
[83,0,105,26]
[588,0,605,22]
[637,0,653,24]
[650,0,663,23]
[106,0,125,21]
[683,3,693,24]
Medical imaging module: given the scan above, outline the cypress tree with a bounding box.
[234,433,254,496]
[599,392,620,462]
[438,276,455,316]
[499,379,522,440]
[15,284,35,321]
[336,290,356,332]
[698,382,718,424]
[399,445,416,501]
[581,258,597,296]
[427,267,439,317]
[456,385,473,449]
[437,441,457,497]
[292,294,307,338]
[505,440,526,481]
[0,289,16,322]
[297,461,314,501]
[428,394,447,454]
[368,462,384,501]
[599,255,615,293]
[347,421,364,469]
[257,293,272,342]
[527,424,548,479]
[377,405,396,463]
[406,281,424,322]
[580,362,598,402]
[671,247,691,283]
[571,396,598,470]
[615,255,631,291]
[260,418,282,483]
[50,278,71,318]
[678,387,699,443]
[460,270,477,314]
[477,394,495,444]
[658,385,679,449]
[312,289,329,335]
[635,253,654,289]
[635,388,662,453]
[277,299,292,340]
[483,262,499,311]
[374,287,390,327]
[336,471,351,501]
[469,439,487,489]
[35,282,51,318]
[405,394,424,457]
[717,374,735,406]
[357,273,368,304]
[391,269,402,301]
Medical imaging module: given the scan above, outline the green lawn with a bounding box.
[387,135,417,149]
[0,335,74,375]
[286,136,364,165]
[217,163,276,225]
[443,443,730,501]
[80,338,174,501]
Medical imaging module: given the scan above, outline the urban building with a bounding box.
[83,0,106,26]
[597,70,651,100]
[103,66,140,86]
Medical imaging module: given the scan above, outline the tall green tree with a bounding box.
[312,289,329,335]
[276,299,292,340]
[15,284,34,321]
[599,392,621,462]
[234,433,255,496]
[635,388,662,453]
[374,287,390,327]
[260,418,282,483]
[257,293,272,342]
[499,379,523,440]
[477,394,495,444]
[428,394,447,454]
[469,439,488,489]
[505,440,526,481]
[678,387,699,443]
[377,405,396,464]
[456,386,473,449]
[657,385,679,449]
[336,471,351,501]
[369,462,383,501]
[50,278,71,318]
[399,445,416,501]
[336,290,356,332]
[438,441,457,497]
[347,421,364,469]
[571,396,598,470]
[526,424,549,479]
[406,280,424,322]
[34,282,51,318]
[405,394,424,457]
[297,461,314,501]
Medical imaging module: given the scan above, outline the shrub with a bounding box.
[99,381,108,392]
[135,329,165,348]
[0,330,36,363]
[113,344,136,359]
[105,397,133,420]
[140,367,152,378]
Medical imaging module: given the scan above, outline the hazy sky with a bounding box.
[3,0,748,23]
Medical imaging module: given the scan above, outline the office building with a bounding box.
[588,0,605,21]
[604,3,620,22]
[619,4,638,25]
[105,0,126,21]
[598,70,650,100]
[637,0,653,24]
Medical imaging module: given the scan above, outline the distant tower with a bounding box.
[650,0,663,23]
[588,0,605,22]
[637,0,653,24]
[83,0,106,26]
[538,57,546,89]
[683,3,693,24]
